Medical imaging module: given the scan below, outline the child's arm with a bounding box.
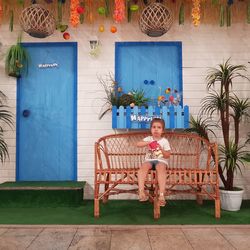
[136,140,150,148]
[161,149,171,159]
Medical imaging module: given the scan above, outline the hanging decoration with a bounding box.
[63,32,70,40]
[110,25,117,33]
[9,10,14,32]
[220,4,225,26]
[99,24,105,32]
[0,1,2,25]
[19,4,56,38]
[105,0,110,17]
[248,0,250,24]
[78,2,85,23]
[192,0,201,26]
[113,0,125,23]
[226,4,231,26]
[70,0,80,27]
[139,2,173,37]
[179,2,184,25]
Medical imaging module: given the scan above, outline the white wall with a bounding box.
[0,20,249,198]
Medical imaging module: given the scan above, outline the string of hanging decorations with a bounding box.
[0,0,249,38]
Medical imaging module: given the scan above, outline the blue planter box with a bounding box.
[112,105,189,129]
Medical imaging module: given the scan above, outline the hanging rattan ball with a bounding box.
[19,4,56,38]
[139,3,173,37]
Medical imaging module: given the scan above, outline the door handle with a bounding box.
[22,110,30,117]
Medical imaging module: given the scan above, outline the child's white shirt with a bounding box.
[143,136,171,165]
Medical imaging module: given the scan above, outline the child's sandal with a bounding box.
[139,190,149,202]
[158,193,166,207]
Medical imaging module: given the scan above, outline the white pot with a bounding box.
[220,188,244,211]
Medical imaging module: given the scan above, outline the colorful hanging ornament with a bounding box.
[63,32,70,40]
[113,0,125,23]
[99,24,105,32]
[179,2,184,25]
[248,0,250,24]
[70,0,80,27]
[0,2,2,25]
[220,4,225,27]
[192,0,201,26]
[98,7,106,15]
[110,25,117,33]
[77,6,85,14]
[226,4,231,26]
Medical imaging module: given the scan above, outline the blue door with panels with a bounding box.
[16,42,77,181]
[115,42,183,106]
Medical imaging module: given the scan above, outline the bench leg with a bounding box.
[215,198,221,219]
[196,194,203,205]
[94,198,100,218]
[154,197,160,219]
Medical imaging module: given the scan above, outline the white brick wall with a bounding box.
[0,21,249,199]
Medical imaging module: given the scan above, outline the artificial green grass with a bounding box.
[0,200,249,225]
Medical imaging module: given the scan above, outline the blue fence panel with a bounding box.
[184,105,189,128]
[112,106,117,129]
[140,106,146,129]
[112,105,189,130]
[147,106,154,129]
[131,106,139,129]
[126,106,131,129]
[169,106,175,129]
[176,105,183,128]
[117,106,125,128]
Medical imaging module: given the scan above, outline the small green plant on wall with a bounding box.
[5,36,29,78]
[0,91,13,162]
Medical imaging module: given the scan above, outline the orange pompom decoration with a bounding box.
[70,0,80,27]
[63,32,70,40]
[110,26,117,33]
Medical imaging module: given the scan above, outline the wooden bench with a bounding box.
[94,131,220,219]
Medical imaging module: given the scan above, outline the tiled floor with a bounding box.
[0,225,250,250]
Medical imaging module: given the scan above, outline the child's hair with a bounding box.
[150,118,165,130]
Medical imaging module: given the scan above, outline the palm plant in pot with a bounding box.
[0,91,13,162]
[188,59,250,211]
[5,36,29,78]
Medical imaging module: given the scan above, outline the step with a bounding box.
[0,181,85,207]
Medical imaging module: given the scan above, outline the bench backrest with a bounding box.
[95,132,215,170]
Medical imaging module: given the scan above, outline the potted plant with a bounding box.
[188,59,250,211]
[5,36,29,78]
[0,91,13,162]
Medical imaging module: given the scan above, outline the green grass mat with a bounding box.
[0,200,249,225]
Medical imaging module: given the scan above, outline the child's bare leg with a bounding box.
[138,162,151,201]
[156,162,167,206]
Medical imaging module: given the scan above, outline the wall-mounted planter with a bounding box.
[112,105,189,129]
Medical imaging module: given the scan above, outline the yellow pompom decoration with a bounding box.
[192,0,201,27]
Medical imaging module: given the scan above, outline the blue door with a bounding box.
[115,42,183,106]
[16,42,77,181]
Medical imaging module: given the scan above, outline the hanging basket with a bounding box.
[19,4,56,38]
[139,3,173,37]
